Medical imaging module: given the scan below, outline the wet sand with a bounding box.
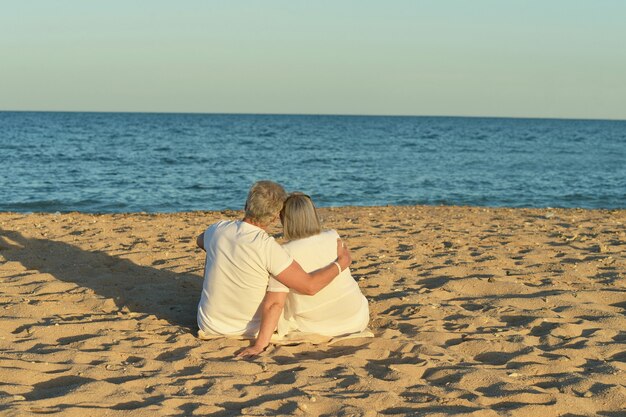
[1,206,625,416]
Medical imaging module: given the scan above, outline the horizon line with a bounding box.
[1,109,625,123]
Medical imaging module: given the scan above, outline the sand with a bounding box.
[1,206,625,416]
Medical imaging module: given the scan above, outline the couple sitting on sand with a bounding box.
[195,181,369,357]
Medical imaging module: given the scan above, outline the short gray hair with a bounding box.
[244,181,287,226]
[280,192,321,240]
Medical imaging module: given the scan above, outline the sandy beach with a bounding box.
[1,206,625,416]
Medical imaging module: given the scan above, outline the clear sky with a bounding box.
[1,1,625,119]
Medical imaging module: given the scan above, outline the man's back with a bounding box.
[197,220,292,336]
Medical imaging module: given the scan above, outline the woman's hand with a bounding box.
[336,239,352,271]
[236,343,267,358]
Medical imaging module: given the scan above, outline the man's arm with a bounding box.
[196,232,205,251]
[236,291,287,358]
[274,239,351,295]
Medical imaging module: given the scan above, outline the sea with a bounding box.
[1,112,624,213]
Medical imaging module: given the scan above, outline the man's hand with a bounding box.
[336,238,351,271]
[236,344,267,359]
[196,233,205,251]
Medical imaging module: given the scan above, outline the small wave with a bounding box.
[299,157,328,164]
[186,184,222,191]
[3,200,67,211]
[160,157,177,165]
[2,198,105,213]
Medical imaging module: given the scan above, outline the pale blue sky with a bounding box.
[1,1,625,119]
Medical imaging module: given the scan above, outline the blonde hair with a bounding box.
[280,192,322,240]
[244,181,287,226]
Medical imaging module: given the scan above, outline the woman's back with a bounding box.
[272,229,369,336]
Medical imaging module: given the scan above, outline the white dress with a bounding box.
[268,230,369,337]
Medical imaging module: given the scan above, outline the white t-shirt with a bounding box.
[197,220,293,336]
[268,230,369,337]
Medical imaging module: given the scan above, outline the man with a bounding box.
[196,180,351,339]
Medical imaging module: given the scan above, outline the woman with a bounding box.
[238,192,369,357]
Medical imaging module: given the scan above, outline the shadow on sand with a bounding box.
[0,228,202,330]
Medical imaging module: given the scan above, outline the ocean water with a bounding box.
[0,112,624,213]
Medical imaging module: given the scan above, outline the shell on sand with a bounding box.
[1,206,625,416]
